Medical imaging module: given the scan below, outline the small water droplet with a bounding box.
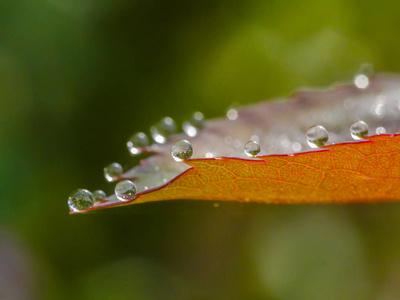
[227,108,238,120]
[171,139,193,161]
[127,132,150,155]
[306,125,328,148]
[205,152,214,158]
[292,142,302,152]
[154,165,160,171]
[183,121,198,137]
[163,178,168,183]
[376,127,386,135]
[144,186,149,190]
[115,180,137,201]
[104,162,123,182]
[191,111,205,128]
[151,117,177,144]
[350,120,369,140]
[68,189,94,211]
[244,140,261,157]
[93,190,106,201]
[354,74,369,89]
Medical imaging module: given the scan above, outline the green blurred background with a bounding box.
[2,0,400,299]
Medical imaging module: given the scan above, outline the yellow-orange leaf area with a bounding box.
[83,134,400,213]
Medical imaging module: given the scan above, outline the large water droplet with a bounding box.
[244,140,261,157]
[306,125,328,148]
[104,162,123,182]
[350,120,369,140]
[171,139,193,161]
[68,189,94,211]
[127,132,150,155]
[115,180,137,201]
[93,190,106,202]
[151,117,177,144]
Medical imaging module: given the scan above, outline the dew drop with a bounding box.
[151,117,177,144]
[350,120,369,140]
[68,189,94,211]
[376,127,386,135]
[115,180,137,201]
[292,142,302,152]
[354,74,369,89]
[244,140,261,157]
[93,190,106,202]
[171,139,193,161]
[163,178,168,183]
[104,162,123,182]
[183,121,198,138]
[191,111,205,128]
[205,152,214,158]
[306,125,328,148]
[227,108,238,120]
[127,132,150,155]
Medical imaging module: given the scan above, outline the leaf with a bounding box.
[70,74,400,213]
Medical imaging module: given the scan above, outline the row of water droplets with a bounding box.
[69,65,396,212]
[68,112,205,212]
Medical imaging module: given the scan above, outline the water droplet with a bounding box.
[104,162,123,182]
[376,127,386,135]
[171,139,193,161]
[244,140,261,157]
[163,178,168,183]
[306,125,328,148]
[205,152,214,158]
[68,189,94,211]
[115,180,137,201]
[354,74,369,89]
[93,190,106,202]
[183,121,198,137]
[151,117,177,144]
[227,108,238,120]
[127,132,150,155]
[144,186,149,190]
[350,120,369,140]
[292,142,302,152]
[191,111,205,128]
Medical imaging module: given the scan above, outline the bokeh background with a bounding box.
[2,0,400,299]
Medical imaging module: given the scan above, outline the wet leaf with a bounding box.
[70,74,400,213]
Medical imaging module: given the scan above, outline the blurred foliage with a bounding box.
[2,0,400,299]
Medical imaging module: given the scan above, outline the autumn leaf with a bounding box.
[69,74,400,213]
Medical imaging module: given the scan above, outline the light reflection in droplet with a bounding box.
[205,152,214,158]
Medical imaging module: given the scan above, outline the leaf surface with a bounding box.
[70,74,400,213]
